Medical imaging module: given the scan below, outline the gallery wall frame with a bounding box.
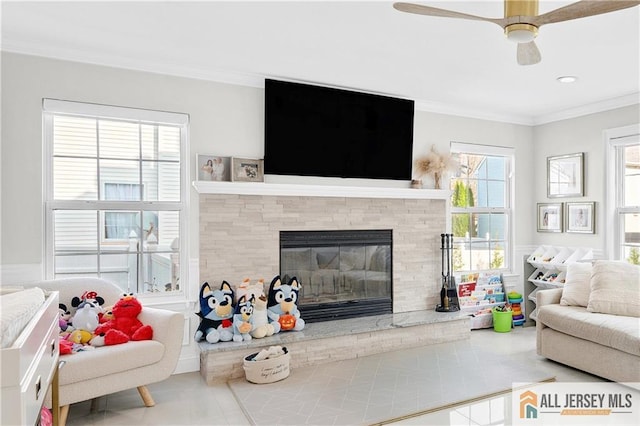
[547,152,584,198]
[537,203,563,233]
[565,202,596,234]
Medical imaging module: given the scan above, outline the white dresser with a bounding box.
[1,290,60,425]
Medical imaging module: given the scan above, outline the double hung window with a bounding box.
[449,142,514,272]
[605,125,640,264]
[43,99,189,293]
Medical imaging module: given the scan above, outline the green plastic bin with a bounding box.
[492,308,512,333]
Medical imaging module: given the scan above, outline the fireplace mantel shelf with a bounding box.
[193,181,451,200]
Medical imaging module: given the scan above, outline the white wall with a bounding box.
[1,51,536,273]
[532,106,640,256]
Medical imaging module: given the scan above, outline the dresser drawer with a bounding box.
[1,292,59,426]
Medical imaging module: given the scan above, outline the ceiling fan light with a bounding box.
[505,24,538,43]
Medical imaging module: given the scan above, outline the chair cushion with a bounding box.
[59,340,164,385]
[537,304,640,357]
[587,260,640,317]
[560,262,592,307]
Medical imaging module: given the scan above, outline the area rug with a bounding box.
[227,338,556,425]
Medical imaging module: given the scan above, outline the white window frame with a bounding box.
[604,123,640,261]
[42,99,190,299]
[450,142,515,273]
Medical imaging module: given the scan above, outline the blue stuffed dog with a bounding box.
[232,295,255,342]
[194,281,235,343]
[267,275,305,332]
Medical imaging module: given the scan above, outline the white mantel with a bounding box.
[192,181,451,200]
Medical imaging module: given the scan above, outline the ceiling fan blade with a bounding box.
[517,41,541,66]
[531,0,640,27]
[393,2,507,28]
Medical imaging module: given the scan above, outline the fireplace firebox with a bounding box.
[280,230,392,322]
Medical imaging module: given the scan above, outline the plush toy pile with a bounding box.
[194,275,305,344]
[57,290,153,354]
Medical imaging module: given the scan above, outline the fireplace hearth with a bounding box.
[280,229,392,322]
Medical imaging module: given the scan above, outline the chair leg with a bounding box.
[59,405,69,426]
[137,385,155,407]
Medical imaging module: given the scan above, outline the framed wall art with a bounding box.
[196,154,231,182]
[565,202,595,234]
[232,157,264,182]
[547,152,584,198]
[537,203,563,233]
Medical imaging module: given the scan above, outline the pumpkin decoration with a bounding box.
[278,313,296,331]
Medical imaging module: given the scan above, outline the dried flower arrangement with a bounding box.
[414,145,458,189]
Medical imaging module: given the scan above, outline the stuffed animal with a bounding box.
[58,303,72,332]
[71,291,105,316]
[232,295,254,342]
[194,281,235,344]
[267,275,305,332]
[91,293,153,346]
[235,278,265,303]
[250,294,276,338]
[71,299,102,333]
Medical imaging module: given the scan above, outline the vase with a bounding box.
[433,172,441,189]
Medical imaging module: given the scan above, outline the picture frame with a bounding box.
[232,157,264,182]
[547,152,584,198]
[196,154,231,182]
[565,202,596,234]
[537,203,563,233]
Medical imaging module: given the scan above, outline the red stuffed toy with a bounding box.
[92,293,153,346]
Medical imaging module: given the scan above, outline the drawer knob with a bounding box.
[35,375,42,399]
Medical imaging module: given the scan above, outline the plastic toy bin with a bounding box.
[492,308,512,333]
[243,347,290,384]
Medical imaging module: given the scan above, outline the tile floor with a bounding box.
[65,326,606,425]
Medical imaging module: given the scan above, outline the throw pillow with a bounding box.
[587,260,640,317]
[560,262,592,307]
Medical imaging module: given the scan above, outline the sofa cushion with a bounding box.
[60,340,164,385]
[587,260,640,317]
[560,262,592,307]
[537,304,640,357]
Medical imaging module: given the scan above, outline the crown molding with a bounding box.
[2,40,637,127]
[532,92,640,126]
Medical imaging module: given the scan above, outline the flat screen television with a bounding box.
[264,79,414,180]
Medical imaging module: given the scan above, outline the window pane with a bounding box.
[159,126,181,162]
[487,181,505,207]
[452,241,470,271]
[53,116,96,157]
[489,242,506,269]
[451,181,474,208]
[624,144,640,207]
[470,241,491,271]
[486,157,505,180]
[100,159,140,199]
[104,211,140,240]
[143,161,180,202]
[623,213,640,245]
[55,254,97,276]
[475,180,488,206]
[54,210,97,250]
[143,253,177,292]
[54,158,97,200]
[156,211,180,247]
[99,120,139,159]
[452,213,472,238]
[100,253,134,292]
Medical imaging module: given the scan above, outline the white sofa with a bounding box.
[25,278,183,425]
[536,260,640,384]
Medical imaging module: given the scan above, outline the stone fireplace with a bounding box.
[196,182,448,315]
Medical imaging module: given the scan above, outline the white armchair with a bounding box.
[28,277,183,426]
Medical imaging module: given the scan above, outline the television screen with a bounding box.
[264,79,414,181]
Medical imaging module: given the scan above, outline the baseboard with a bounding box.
[173,355,200,374]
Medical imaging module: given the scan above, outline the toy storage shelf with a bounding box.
[524,246,593,324]
[456,273,506,330]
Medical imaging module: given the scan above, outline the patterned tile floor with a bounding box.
[66,326,606,425]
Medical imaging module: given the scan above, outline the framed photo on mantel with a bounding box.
[232,157,264,182]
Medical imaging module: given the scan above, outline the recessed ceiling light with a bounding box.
[557,76,578,83]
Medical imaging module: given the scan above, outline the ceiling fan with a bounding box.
[393,0,640,65]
